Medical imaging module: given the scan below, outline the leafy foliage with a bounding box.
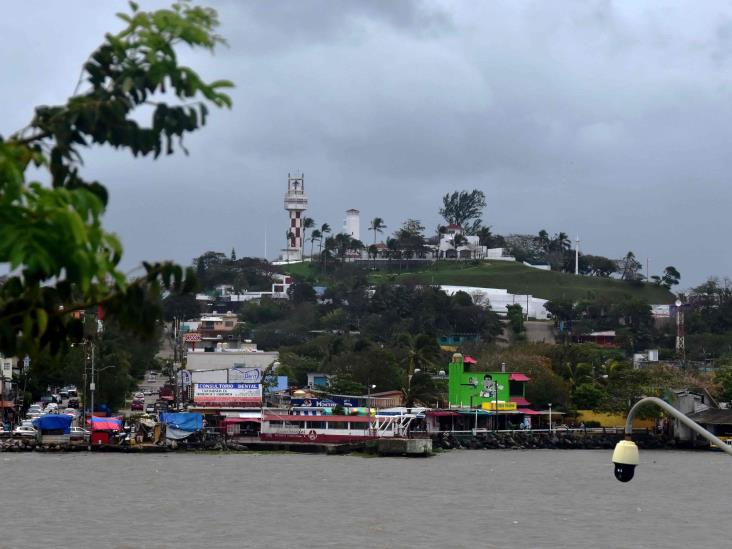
[0,1,232,357]
[439,189,486,235]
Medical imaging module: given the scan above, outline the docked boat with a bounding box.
[260,409,426,444]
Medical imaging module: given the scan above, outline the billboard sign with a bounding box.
[183,333,202,342]
[448,361,510,408]
[229,367,262,383]
[193,383,261,407]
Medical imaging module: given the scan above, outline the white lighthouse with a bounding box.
[282,173,308,262]
[343,208,360,242]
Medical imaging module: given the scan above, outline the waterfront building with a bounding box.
[445,353,541,430]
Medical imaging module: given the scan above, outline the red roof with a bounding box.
[520,409,542,415]
[426,410,460,417]
[510,397,531,406]
[463,356,478,364]
[509,373,530,382]
[446,224,462,229]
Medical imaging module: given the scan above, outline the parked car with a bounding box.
[67,398,80,409]
[69,427,90,441]
[64,408,77,417]
[13,426,37,438]
[145,404,156,414]
[27,404,43,415]
[59,390,69,399]
[131,400,144,411]
[133,392,145,400]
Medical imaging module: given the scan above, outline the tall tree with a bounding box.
[301,217,315,258]
[661,266,681,289]
[0,1,231,357]
[309,229,322,260]
[369,217,386,245]
[439,189,486,235]
[318,223,331,258]
[394,219,427,258]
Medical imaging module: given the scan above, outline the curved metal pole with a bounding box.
[625,396,732,457]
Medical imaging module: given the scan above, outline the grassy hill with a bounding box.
[286,260,675,304]
[373,261,675,303]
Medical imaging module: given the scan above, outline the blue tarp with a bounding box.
[161,412,203,432]
[32,414,73,433]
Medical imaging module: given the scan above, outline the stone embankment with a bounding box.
[432,431,675,451]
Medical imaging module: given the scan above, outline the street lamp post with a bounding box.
[548,403,552,433]
[366,383,376,410]
[612,396,732,482]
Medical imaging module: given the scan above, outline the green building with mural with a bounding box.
[448,353,529,411]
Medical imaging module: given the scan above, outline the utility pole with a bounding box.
[575,235,580,275]
[675,299,686,364]
[90,342,95,421]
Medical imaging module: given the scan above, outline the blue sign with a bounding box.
[291,396,360,408]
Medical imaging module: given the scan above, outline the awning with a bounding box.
[222,417,261,424]
[87,417,123,431]
[463,356,478,364]
[510,397,531,406]
[456,409,492,416]
[520,409,542,415]
[509,373,530,382]
[427,410,459,417]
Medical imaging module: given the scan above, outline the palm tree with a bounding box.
[369,217,386,245]
[318,223,331,259]
[309,229,322,260]
[396,333,441,405]
[386,237,398,271]
[554,232,571,252]
[334,233,352,262]
[368,217,386,268]
[284,230,294,263]
[322,236,336,272]
[301,217,315,259]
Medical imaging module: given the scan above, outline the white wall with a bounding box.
[186,351,279,371]
[438,285,550,320]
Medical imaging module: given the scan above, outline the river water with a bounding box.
[1,449,729,549]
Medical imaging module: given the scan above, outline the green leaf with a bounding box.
[36,309,48,336]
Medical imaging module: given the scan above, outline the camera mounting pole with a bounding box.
[625,396,732,457]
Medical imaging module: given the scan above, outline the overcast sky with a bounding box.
[2,0,731,288]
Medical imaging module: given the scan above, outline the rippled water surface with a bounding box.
[1,449,730,549]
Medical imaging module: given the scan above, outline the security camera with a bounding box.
[612,440,639,482]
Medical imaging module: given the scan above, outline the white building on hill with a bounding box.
[438,284,550,319]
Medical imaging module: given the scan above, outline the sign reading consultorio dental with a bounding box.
[193,383,262,407]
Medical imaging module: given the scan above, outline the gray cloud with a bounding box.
[1,0,731,288]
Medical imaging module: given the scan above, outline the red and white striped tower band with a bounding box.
[283,173,308,261]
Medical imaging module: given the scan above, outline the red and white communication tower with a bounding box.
[675,299,685,359]
[282,173,308,262]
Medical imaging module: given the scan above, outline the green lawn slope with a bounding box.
[285,260,675,303]
[376,261,674,303]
